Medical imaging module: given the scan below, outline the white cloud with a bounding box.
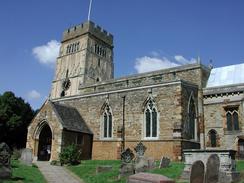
[32,40,60,66]
[150,51,160,57]
[27,90,41,100]
[134,53,198,73]
[134,56,179,73]
[174,55,197,65]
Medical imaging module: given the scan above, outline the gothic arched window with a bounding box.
[144,99,158,138]
[226,108,239,131]
[188,97,196,140]
[103,105,112,138]
[208,129,217,147]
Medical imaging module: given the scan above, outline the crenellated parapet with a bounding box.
[62,21,113,46]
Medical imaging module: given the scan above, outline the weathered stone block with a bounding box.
[128,173,175,183]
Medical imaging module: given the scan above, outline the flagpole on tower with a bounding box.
[88,0,93,21]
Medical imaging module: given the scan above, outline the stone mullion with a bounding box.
[150,109,153,137]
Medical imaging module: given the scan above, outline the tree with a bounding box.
[0,91,35,148]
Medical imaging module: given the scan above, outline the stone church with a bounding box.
[26,21,244,161]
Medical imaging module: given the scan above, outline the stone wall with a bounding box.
[55,78,199,160]
[62,131,93,160]
[49,64,210,160]
[203,85,244,150]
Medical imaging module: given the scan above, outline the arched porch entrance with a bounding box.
[37,124,52,161]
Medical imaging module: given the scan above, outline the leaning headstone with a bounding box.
[205,154,220,183]
[159,156,171,168]
[119,148,135,178]
[190,160,204,183]
[20,148,33,166]
[0,142,12,179]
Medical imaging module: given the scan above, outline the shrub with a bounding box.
[59,144,82,165]
[12,148,22,160]
[50,160,61,166]
[32,164,38,168]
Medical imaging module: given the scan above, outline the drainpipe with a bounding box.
[122,95,126,151]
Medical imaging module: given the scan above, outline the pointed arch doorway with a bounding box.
[37,124,52,161]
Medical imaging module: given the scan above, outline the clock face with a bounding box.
[62,79,71,91]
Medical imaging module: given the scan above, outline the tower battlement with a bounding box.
[62,21,113,46]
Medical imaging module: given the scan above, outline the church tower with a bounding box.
[50,21,114,99]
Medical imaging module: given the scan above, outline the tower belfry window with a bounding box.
[94,43,106,58]
[66,41,80,54]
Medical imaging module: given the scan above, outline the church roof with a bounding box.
[51,102,93,134]
[206,63,244,88]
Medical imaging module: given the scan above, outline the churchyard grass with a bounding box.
[68,160,185,183]
[2,160,46,183]
[68,160,244,183]
[237,160,244,183]
[67,160,126,183]
[149,161,184,179]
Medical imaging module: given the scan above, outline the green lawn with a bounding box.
[2,160,46,183]
[68,160,185,183]
[68,160,125,183]
[237,160,244,183]
[68,160,244,183]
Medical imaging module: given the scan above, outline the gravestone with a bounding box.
[134,141,147,157]
[205,154,220,183]
[0,142,12,179]
[119,148,135,178]
[128,172,175,183]
[148,157,156,169]
[159,157,171,168]
[134,142,152,173]
[20,148,33,166]
[121,148,135,163]
[190,160,204,183]
[96,165,112,174]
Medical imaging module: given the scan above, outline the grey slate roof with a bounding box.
[206,63,244,88]
[51,102,93,134]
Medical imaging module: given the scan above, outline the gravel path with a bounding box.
[35,161,83,183]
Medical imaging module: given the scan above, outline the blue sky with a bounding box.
[0,0,244,110]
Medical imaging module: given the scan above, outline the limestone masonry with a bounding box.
[27,21,244,161]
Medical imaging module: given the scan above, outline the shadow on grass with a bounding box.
[10,177,25,181]
[11,164,19,168]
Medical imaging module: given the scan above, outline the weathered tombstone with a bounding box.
[147,157,156,169]
[205,154,220,183]
[20,148,33,166]
[134,141,147,157]
[159,156,171,168]
[121,148,135,163]
[0,142,12,179]
[128,172,175,183]
[190,160,204,183]
[96,165,112,174]
[134,142,150,173]
[119,148,135,178]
